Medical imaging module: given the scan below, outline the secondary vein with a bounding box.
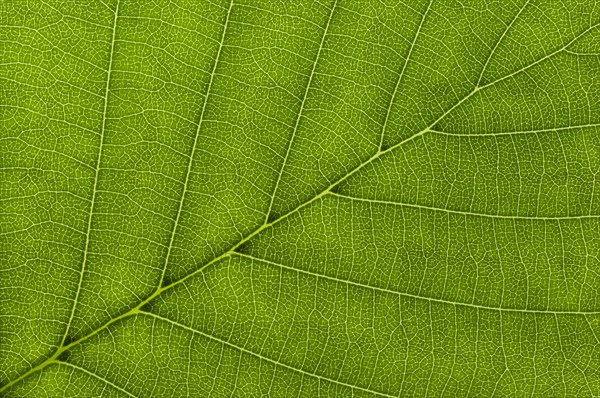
[158,0,235,288]
[235,252,600,315]
[60,0,120,348]
[141,311,399,398]
[379,0,433,150]
[264,0,339,223]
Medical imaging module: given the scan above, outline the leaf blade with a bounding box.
[2,0,600,396]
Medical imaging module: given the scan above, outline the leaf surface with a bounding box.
[1,0,600,396]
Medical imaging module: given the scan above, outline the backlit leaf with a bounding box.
[1,0,600,396]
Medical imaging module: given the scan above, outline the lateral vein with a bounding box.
[59,362,139,398]
[60,0,121,347]
[379,0,433,150]
[329,191,600,220]
[141,311,398,398]
[159,0,235,288]
[235,252,600,315]
[264,0,339,223]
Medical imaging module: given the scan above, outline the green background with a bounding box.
[1,0,600,396]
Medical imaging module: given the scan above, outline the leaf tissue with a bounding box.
[1,0,600,396]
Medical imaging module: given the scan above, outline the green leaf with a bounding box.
[2,0,600,396]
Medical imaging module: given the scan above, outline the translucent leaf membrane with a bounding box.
[1,0,600,396]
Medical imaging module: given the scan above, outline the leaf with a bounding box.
[1,0,600,396]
